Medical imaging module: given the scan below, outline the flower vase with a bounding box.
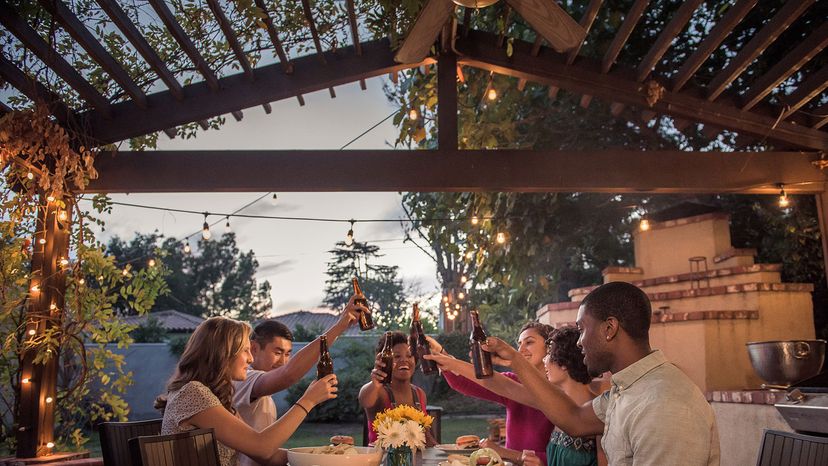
[386,445,413,466]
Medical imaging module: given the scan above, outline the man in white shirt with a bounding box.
[484,281,720,466]
[233,296,364,466]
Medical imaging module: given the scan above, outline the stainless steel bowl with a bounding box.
[746,340,826,386]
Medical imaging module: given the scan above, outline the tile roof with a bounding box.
[270,310,363,337]
[122,310,204,333]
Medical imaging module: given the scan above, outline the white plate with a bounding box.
[286,446,382,466]
[434,443,478,454]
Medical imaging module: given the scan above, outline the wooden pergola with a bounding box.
[2,0,827,458]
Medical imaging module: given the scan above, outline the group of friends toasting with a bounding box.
[155,279,720,466]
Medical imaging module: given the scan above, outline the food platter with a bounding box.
[434,443,478,454]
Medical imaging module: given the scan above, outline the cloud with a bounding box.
[257,259,295,274]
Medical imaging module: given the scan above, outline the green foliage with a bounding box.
[130,316,168,343]
[167,334,191,358]
[292,323,326,343]
[107,232,272,321]
[323,241,408,329]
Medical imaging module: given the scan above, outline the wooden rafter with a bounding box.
[566,0,603,65]
[206,0,253,81]
[300,0,336,98]
[0,53,70,124]
[636,0,703,82]
[345,0,366,90]
[253,0,292,73]
[811,103,828,130]
[77,39,429,145]
[148,0,219,91]
[780,65,828,120]
[672,0,757,92]
[741,22,828,111]
[602,0,650,74]
[0,2,111,116]
[707,0,815,101]
[85,149,826,194]
[38,0,147,109]
[96,0,184,101]
[456,31,828,151]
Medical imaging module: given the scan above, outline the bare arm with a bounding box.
[188,374,338,463]
[251,298,362,398]
[358,351,390,413]
[484,337,604,437]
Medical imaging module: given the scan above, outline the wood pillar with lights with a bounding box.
[17,195,71,458]
[815,191,828,289]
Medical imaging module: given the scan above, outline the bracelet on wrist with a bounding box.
[296,402,310,415]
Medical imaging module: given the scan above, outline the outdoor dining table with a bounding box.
[417,448,513,465]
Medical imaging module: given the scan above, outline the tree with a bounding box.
[323,241,408,328]
[106,232,272,322]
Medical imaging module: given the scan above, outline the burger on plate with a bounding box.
[329,435,354,446]
[455,435,480,449]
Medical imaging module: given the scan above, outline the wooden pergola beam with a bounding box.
[566,0,603,65]
[707,0,814,101]
[206,0,254,81]
[38,0,147,109]
[148,0,219,91]
[741,22,828,111]
[0,2,111,116]
[812,103,828,130]
[0,53,71,124]
[85,149,825,194]
[78,39,425,146]
[96,0,184,101]
[438,52,457,151]
[780,65,828,120]
[636,0,703,82]
[253,0,292,74]
[601,0,649,74]
[672,0,757,92]
[456,31,828,151]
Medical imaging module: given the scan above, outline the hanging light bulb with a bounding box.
[28,329,36,336]
[408,108,418,120]
[59,258,69,267]
[443,296,449,303]
[778,184,790,208]
[122,268,129,277]
[270,193,279,205]
[496,232,506,244]
[639,219,650,231]
[471,215,479,225]
[22,377,30,384]
[46,442,54,449]
[26,172,34,180]
[454,303,461,310]
[345,220,355,246]
[183,242,191,254]
[465,251,474,260]
[148,258,156,267]
[46,194,56,203]
[460,275,468,284]
[57,210,68,222]
[487,88,498,101]
[78,278,85,285]
[224,216,232,233]
[447,313,456,321]
[45,396,53,403]
[202,213,212,240]
[49,303,57,310]
[38,238,46,245]
[30,284,40,293]
[458,291,465,300]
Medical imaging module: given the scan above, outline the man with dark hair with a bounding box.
[484,282,720,465]
[233,296,365,466]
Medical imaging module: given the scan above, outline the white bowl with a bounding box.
[287,446,383,466]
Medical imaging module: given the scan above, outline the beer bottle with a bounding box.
[412,303,437,374]
[317,335,334,379]
[352,277,375,331]
[470,310,493,379]
[379,331,394,384]
[409,305,419,367]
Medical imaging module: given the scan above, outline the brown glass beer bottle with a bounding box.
[470,310,494,379]
[317,335,334,379]
[352,277,375,331]
[379,331,394,384]
[412,303,437,374]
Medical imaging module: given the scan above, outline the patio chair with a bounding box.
[755,429,828,466]
[426,405,443,444]
[99,418,162,466]
[129,428,220,466]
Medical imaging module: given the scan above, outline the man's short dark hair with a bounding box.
[375,331,408,354]
[581,282,651,341]
[546,326,591,384]
[251,320,293,346]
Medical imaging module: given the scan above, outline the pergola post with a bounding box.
[438,51,458,151]
[17,196,72,458]
[816,191,828,289]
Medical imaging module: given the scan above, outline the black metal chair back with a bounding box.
[756,429,828,466]
[129,428,221,466]
[99,418,162,466]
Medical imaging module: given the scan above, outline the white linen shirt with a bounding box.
[233,368,278,466]
[592,350,720,466]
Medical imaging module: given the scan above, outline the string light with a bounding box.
[465,251,474,260]
[202,213,212,240]
[345,220,355,246]
[496,232,506,244]
[183,242,191,254]
[639,219,650,231]
[471,215,479,225]
[458,291,465,300]
[487,88,498,101]
[30,284,40,293]
[27,329,36,336]
[148,258,156,267]
[778,184,790,208]
[46,195,55,203]
[443,296,449,303]
[122,268,129,277]
[270,193,278,205]
[59,258,69,266]
[38,238,46,245]
[26,172,34,180]
[46,442,54,449]
[447,313,455,320]
[57,210,68,222]
[408,108,418,120]
[460,275,467,284]
[454,303,460,310]
[22,377,30,384]
[49,303,56,310]
[45,396,53,403]
[78,278,85,285]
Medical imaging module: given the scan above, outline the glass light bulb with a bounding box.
[779,194,790,208]
[57,210,68,222]
[639,219,650,231]
[471,216,479,225]
[202,222,212,240]
[496,232,506,244]
[487,88,497,101]
[148,259,156,267]
[22,377,30,383]
[408,109,418,120]
[345,229,354,246]
[46,195,55,203]
[46,442,54,448]
[183,243,191,254]
[270,193,278,205]
[45,397,53,403]
[28,329,36,336]
[460,275,467,283]
[458,292,465,300]
[26,172,34,180]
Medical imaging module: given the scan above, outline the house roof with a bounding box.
[270,310,363,338]
[122,310,204,333]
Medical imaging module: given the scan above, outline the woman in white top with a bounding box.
[155,316,338,466]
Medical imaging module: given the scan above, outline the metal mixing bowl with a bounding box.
[746,340,826,386]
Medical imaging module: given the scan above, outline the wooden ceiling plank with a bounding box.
[78,38,427,145]
[0,2,111,116]
[85,149,826,195]
[148,0,220,91]
[38,0,147,109]
[672,0,757,92]
[780,65,828,119]
[97,0,183,101]
[707,0,815,101]
[300,0,336,98]
[254,0,293,74]
[601,0,650,74]
[206,0,254,81]
[636,0,703,82]
[566,0,603,65]
[0,53,71,124]
[741,22,828,110]
[456,30,828,150]
[346,0,363,56]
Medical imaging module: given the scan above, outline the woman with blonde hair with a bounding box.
[155,316,337,466]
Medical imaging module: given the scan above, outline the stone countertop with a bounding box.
[706,390,787,405]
